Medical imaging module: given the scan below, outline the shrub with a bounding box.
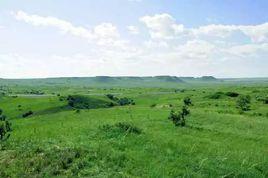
[168,110,185,126]
[0,109,11,142]
[58,96,66,101]
[168,99,191,127]
[207,92,224,99]
[183,97,192,106]
[106,94,118,101]
[236,95,251,111]
[118,97,135,106]
[150,103,157,108]
[67,95,113,109]
[115,122,142,134]
[106,94,135,106]
[100,122,142,137]
[256,96,268,104]
[22,111,33,118]
[264,97,268,104]
[225,92,239,97]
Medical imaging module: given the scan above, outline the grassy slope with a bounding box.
[0,84,267,177]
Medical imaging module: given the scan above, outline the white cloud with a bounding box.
[140,13,184,39]
[226,43,268,58]
[140,13,268,43]
[12,10,125,47]
[127,25,139,34]
[94,23,120,39]
[192,23,268,43]
[13,10,94,39]
[3,11,268,78]
[192,24,237,38]
[176,40,216,59]
[239,23,268,43]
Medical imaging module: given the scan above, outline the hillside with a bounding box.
[0,84,268,177]
[0,76,252,88]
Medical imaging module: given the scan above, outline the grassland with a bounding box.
[0,77,268,177]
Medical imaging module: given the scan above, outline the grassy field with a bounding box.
[0,78,268,177]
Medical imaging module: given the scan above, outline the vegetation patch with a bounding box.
[225,92,239,97]
[0,147,88,177]
[168,97,192,127]
[22,110,34,118]
[236,95,251,112]
[0,109,12,144]
[106,94,135,106]
[67,95,114,109]
[100,122,142,138]
[206,92,225,99]
[256,96,268,104]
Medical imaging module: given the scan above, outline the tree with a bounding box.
[236,95,251,112]
[168,98,192,127]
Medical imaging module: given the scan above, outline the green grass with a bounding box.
[0,83,268,177]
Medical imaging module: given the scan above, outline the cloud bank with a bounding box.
[0,11,267,78]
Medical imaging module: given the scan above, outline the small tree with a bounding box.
[0,109,12,144]
[168,99,191,127]
[236,95,251,112]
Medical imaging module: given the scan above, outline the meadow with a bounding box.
[0,77,268,177]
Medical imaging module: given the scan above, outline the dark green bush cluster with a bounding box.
[118,97,135,106]
[225,92,239,97]
[67,95,113,109]
[256,96,268,104]
[207,91,240,99]
[150,103,157,108]
[236,95,251,112]
[25,90,44,95]
[22,111,33,118]
[264,97,268,104]
[183,97,193,106]
[106,94,135,106]
[0,109,11,142]
[207,92,224,99]
[58,96,67,101]
[168,98,192,127]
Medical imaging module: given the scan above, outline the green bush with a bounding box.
[67,95,114,109]
[118,97,135,106]
[0,109,11,142]
[183,97,192,106]
[236,95,251,111]
[100,122,142,137]
[150,103,157,108]
[106,94,135,106]
[168,99,191,127]
[22,111,33,118]
[264,97,268,104]
[206,92,224,99]
[168,110,185,126]
[225,92,239,97]
[106,94,118,101]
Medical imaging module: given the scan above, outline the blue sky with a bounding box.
[0,0,268,78]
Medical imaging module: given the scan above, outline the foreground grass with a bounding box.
[0,85,268,177]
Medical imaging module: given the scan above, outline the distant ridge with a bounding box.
[200,76,218,81]
[1,76,267,87]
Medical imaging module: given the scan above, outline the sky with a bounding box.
[0,0,268,78]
